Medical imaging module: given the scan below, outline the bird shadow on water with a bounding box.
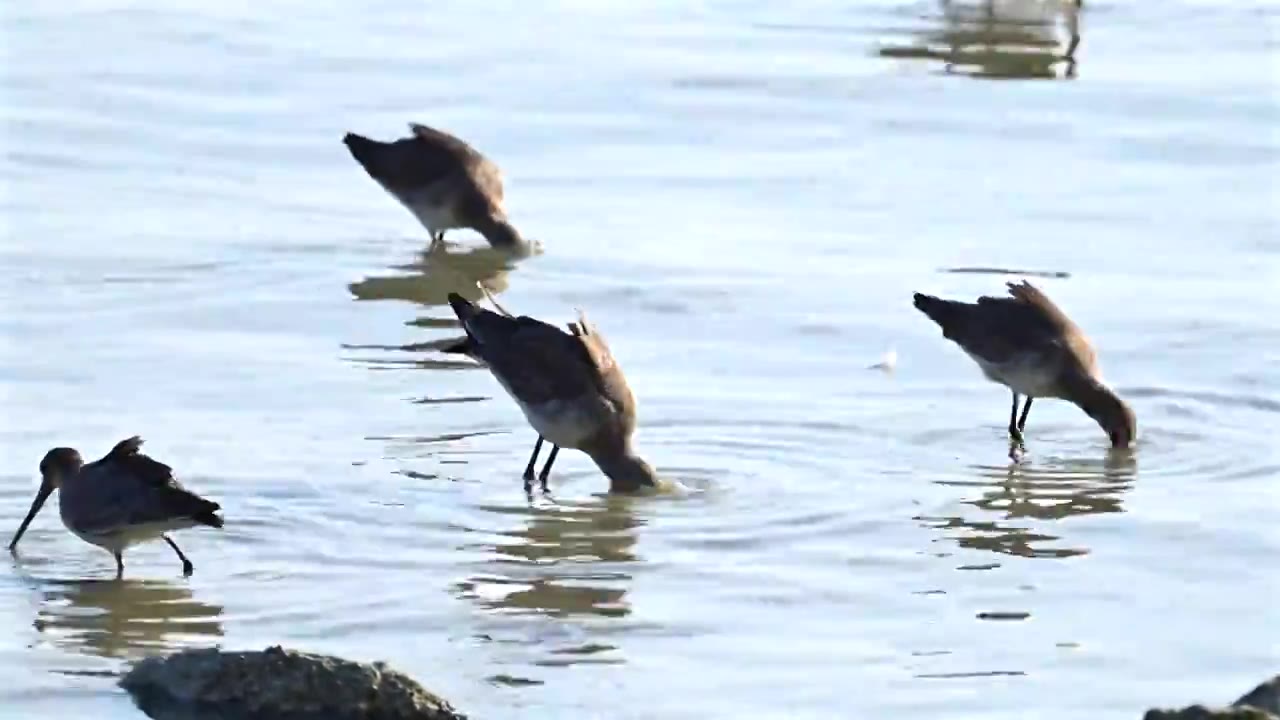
[916,449,1137,561]
[877,0,1083,80]
[452,494,645,683]
[26,577,223,661]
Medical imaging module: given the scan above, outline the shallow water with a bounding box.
[2,1,1278,717]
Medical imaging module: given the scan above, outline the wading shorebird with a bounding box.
[9,437,223,578]
[446,293,661,494]
[913,280,1136,451]
[342,122,528,252]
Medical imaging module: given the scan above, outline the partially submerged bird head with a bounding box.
[10,447,84,550]
[593,451,662,494]
[1077,386,1137,449]
[473,214,531,254]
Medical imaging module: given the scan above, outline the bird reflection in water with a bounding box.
[454,496,642,672]
[878,0,1083,80]
[349,241,517,310]
[33,578,223,660]
[917,450,1136,559]
[345,242,520,368]
[457,495,641,618]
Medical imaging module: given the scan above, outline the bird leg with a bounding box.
[429,231,446,250]
[1007,393,1025,445]
[469,287,550,496]
[478,282,514,318]
[537,445,560,494]
[1017,397,1034,433]
[163,535,194,576]
[114,551,124,580]
[523,436,544,493]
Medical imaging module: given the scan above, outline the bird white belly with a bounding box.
[407,202,461,234]
[970,353,1060,398]
[394,186,462,234]
[519,399,599,449]
[63,514,193,555]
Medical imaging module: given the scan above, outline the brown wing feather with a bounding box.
[1005,280,1098,371]
[916,281,1101,380]
[344,122,485,193]
[569,313,619,376]
[569,314,635,417]
[449,294,596,405]
[94,437,223,527]
[916,282,1075,366]
[494,320,597,404]
[102,436,176,487]
[409,122,486,163]
[1005,281,1081,335]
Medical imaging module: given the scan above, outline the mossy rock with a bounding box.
[1142,706,1275,720]
[121,645,466,720]
[1144,675,1280,720]
[1235,677,1280,715]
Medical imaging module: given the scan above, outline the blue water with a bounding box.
[2,1,1277,718]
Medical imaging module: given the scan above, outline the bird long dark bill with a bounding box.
[9,476,54,550]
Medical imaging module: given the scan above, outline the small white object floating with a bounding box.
[867,347,897,372]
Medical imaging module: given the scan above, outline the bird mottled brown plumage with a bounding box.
[343,122,526,251]
[100,437,223,529]
[447,293,659,493]
[11,436,223,577]
[913,280,1135,450]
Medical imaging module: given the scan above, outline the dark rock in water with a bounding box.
[1236,677,1280,715]
[1143,707,1275,720]
[1144,675,1280,720]
[120,645,466,720]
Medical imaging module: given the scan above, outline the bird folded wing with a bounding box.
[1005,280,1080,335]
[71,477,216,533]
[962,295,1067,365]
[408,122,489,171]
[410,122,472,153]
[568,314,635,412]
[482,320,596,405]
[124,484,220,526]
[103,437,180,489]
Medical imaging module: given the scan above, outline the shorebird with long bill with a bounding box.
[343,122,529,252]
[913,280,1136,451]
[9,436,224,578]
[446,293,661,494]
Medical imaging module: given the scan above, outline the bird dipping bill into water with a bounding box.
[913,280,1136,450]
[342,122,528,252]
[9,437,223,578]
[446,293,661,494]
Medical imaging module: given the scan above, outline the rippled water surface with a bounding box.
[2,1,1278,717]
